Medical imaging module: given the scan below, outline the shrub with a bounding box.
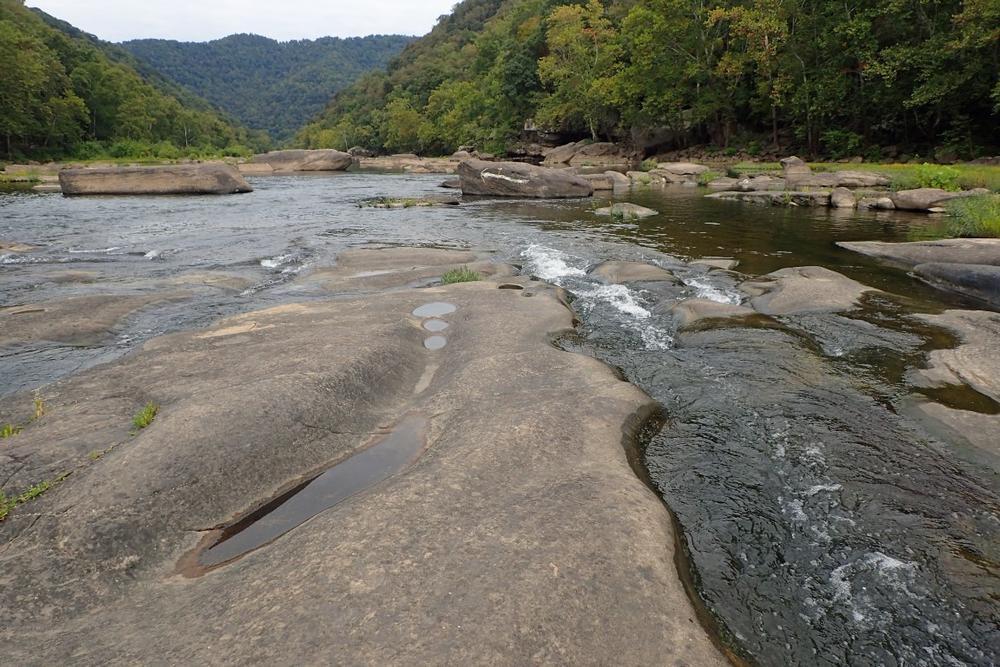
[108,140,152,159]
[698,171,721,186]
[915,163,961,191]
[152,141,181,160]
[946,195,1000,238]
[441,266,482,284]
[820,129,862,160]
[72,141,104,160]
[639,158,658,172]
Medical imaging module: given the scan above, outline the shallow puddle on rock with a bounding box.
[194,415,429,570]
[412,302,456,318]
[422,319,449,333]
[424,335,447,351]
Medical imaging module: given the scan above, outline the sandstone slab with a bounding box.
[837,239,1000,267]
[251,149,353,172]
[742,266,875,315]
[588,261,676,284]
[59,164,252,196]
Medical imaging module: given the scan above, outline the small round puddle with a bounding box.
[498,284,524,291]
[413,302,456,318]
[424,336,447,351]
[423,319,450,333]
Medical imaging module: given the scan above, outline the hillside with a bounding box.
[0,0,255,161]
[122,34,414,141]
[297,0,999,160]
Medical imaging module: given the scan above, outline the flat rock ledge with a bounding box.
[59,164,252,196]
[706,190,832,207]
[588,260,676,284]
[458,159,594,198]
[250,149,353,172]
[0,249,724,666]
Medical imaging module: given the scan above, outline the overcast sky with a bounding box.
[26,0,458,42]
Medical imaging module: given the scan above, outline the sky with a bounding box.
[25,0,458,42]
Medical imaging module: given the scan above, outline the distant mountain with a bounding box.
[122,34,415,141]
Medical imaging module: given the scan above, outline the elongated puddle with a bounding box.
[187,415,429,574]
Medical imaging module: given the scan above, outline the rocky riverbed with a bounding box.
[1,173,998,665]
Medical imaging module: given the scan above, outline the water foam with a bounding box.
[683,276,742,305]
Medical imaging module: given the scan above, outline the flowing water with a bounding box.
[2,174,998,664]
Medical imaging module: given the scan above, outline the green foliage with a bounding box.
[1,424,22,439]
[640,158,658,172]
[122,34,412,141]
[946,195,1000,238]
[0,0,252,160]
[698,171,722,186]
[132,402,159,432]
[0,473,69,521]
[915,163,962,191]
[442,266,483,284]
[302,0,998,159]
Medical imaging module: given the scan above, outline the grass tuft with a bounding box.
[441,266,482,284]
[132,402,159,432]
[1,424,22,439]
[0,473,70,521]
[946,195,1000,238]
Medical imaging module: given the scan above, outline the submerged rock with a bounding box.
[706,190,832,207]
[250,149,353,172]
[588,261,676,284]
[59,164,252,196]
[668,298,755,328]
[0,241,38,253]
[457,159,593,198]
[742,266,875,315]
[593,203,659,219]
[581,173,615,191]
[830,187,858,208]
[691,257,740,271]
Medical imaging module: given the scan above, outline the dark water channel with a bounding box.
[2,174,998,664]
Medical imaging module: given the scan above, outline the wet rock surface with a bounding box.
[0,249,724,666]
[913,262,1000,306]
[588,260,676,284]
[593,202,659,219]
[59,164,252,196]
[742,266,876,315]
[838,238,1000,267]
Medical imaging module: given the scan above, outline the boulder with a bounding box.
[588,261,675,283]
[581,173,615,191]
[439,178,462,189]
[347,146,375,157]
[542,141,587,166]
[836,239,1000,267]
[691,258,740,271]
[593,203,659,219]
[604,171,631,189]
[706,191,831,207]
[450,150,473,160]
[913,263,1000,307]
[59,164,252,196]
[656,162,710,176]
[790,171,891,189]
[569,142,630,167]
[742,266,876,315]
[830,187,857,209]
[707,177,739,190]
[780,156,812,179]
[250,149,353,172]
[458,159,593,198]
[649,169,696,184]
[237,163,274,175]
[890,188,990,211]
[735,175,786,191]
[0,241,38,253]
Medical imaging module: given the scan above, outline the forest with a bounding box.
[0,0,262,161]
[297,0,999,160]
[122,34,413,141]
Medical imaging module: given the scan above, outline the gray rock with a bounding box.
[790,171,890,189]
[542,141,588,165]
[780,156,812,179]
[706,190,831,207]
[830,187,857,208]
[588,261,675,283]
[604,170,631,188]
[59,164,252,196]
[837,239,1000,267]
[655,162,710,176]
[458,159,593,198]
[742,266,875,315]
[569,142,630,167]
[916,309,1000,403]
[581,173,615,191]
[0,251,724,666]
[669,298,755,328]
[890,188,990,211]
[439,178,461,189]
[706,177,738,190]
[913,263,1000,306]
[593,203,659,219]
[691,258,740,271]
[250,149,353,172]
[735,175,786,191]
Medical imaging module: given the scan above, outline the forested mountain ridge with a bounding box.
[0,0,256,161]
[122,34,415,141]
[297,0,999,160]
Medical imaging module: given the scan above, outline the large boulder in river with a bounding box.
[890,188,990,211]
[458,159,594,198]
[59,164,252,196]
[588,261,676,284]
[250,149,353,172]
[742,266,876,315]
[837,239,1000,267]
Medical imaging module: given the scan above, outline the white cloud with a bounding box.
[25,0,457,42]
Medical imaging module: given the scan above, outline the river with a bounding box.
[2,173,998,665]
